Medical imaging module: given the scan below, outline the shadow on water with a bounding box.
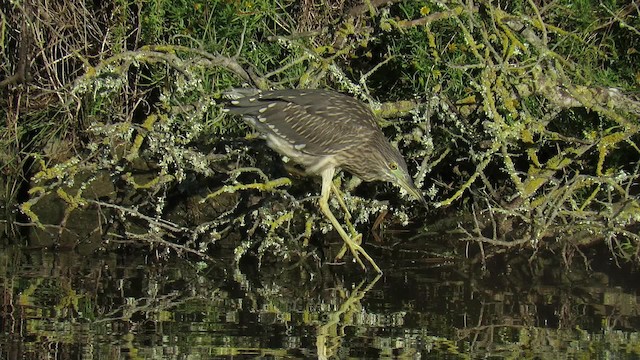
[1,231,639,359]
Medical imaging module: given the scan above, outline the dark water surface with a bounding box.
[1,234,639,359]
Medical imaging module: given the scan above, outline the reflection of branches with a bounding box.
[94,291,186,323]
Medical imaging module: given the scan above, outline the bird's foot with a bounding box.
[335,233,382,273]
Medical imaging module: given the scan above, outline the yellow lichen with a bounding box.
[20,200,45,230]
[597,131,627,176]
[268,211,294,234]
[201,177,292,203]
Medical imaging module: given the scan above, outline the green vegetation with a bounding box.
[1,0,639,268]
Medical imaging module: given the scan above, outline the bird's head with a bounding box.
[349,136,427,207]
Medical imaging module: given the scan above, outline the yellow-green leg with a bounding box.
[331,181,352,221]
[330,182,362,260]
[330,181,360,236]
[319,168,382,273]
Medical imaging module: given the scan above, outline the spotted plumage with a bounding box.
[224,88,426,273]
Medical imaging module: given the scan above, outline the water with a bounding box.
[1,234,639,359]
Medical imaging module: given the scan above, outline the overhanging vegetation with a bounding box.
[1,0,638,268]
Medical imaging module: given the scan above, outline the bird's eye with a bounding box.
[388,162,398,170]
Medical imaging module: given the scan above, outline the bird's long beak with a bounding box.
[397,176,428,208]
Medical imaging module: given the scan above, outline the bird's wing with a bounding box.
[259,90,381,130]
[226,90,379,156]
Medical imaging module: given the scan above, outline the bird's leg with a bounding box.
[319,168,381,273]
[330,182,359,240]
[331,181,361,261]
[331,180,352,220]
